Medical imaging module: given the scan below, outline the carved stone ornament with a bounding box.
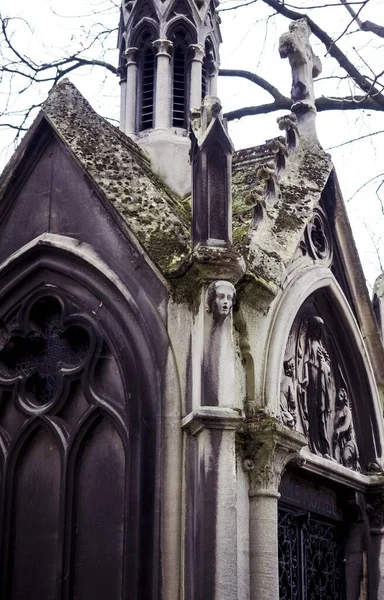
[206,280,236,323]
[294,209,333,266]
[280,312,360,471]
[152,38,173,57]
[124,47,139,65]
[266,136,288,171]
[277,112,300,150]
[189,43,205,63]
[237,419,306,497]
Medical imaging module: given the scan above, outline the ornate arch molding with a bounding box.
[129,17,159,46]
[264,265,384,471]
[0,234,180,600]
[165,15,197,42]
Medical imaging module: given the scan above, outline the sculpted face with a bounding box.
[214,282,235,316]
[337,388,348,406]
[207,281,236,321]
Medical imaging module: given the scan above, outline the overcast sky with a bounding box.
[1,0,383,288]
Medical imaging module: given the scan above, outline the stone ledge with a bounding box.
[182,406,244,436]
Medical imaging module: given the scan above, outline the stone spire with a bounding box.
[118,0,222,197]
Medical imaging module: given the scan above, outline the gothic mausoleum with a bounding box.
[1,1,384,598]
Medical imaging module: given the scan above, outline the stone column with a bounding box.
[153,39,173,130]
[182,406,244,600]
[239,421,305,600]
[189,44,205,111]
[124,47,139,137]
[208,60,219,97]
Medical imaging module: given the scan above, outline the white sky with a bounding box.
[1,0,384,289]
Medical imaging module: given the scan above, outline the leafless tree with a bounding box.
[1,0,384,279]
[1,0,384,137]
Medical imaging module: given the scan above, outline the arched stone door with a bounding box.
[0,247,162,600]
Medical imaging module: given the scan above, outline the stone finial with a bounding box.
[190,96,234,247]
[279,18,322,108]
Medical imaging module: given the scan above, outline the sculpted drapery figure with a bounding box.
[281,311,360,470]
[333,387,360,470]
[280,359,297,428]
[297,316,333,458]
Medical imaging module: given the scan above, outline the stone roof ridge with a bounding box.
[232,112,300,224]
[43,79,149,165]
[1,78,192,275]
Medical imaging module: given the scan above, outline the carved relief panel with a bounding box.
[280,297,361,471]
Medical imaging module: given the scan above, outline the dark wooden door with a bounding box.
[0,283,155,600]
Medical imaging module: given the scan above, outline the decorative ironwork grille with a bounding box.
[278,507,344,600]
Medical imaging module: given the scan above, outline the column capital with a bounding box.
[152,38,173,57]
[123,46,139,65]
[189,43,205,62]
[209,59,220,76]
[238,418,306,498]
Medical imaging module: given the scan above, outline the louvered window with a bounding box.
[140,46,155,130]
[173,48,186,127]
[202,56,207,101]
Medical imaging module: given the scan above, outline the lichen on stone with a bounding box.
[41,79,192,274]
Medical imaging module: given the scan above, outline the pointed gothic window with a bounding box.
[139,32,155,131]
[172,31,189,128]
[202,39,215,101]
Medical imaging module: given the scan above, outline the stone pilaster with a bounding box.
[182,406,244,600]
[153,39,173,130]
[189,44,205,111]
[124,47,139,136]
[366,489,384,597]
[238,420,306,600]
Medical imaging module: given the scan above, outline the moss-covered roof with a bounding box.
[0,80,334,292]
[0,80,192,275]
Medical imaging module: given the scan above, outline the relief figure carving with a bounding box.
[280,358,297,428]
[297,316,333,458]
[282,310,361,470]
[333,387,360,470]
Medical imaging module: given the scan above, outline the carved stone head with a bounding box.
[336,387,348,409]
[207,281,236,322]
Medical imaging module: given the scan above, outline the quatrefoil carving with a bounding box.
[0,295,93,415]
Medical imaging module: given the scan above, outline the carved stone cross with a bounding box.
[279,18,322,107]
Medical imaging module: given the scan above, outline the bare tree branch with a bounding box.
[326,129,384,150]
[340,0,384,38]
[219,68,290,103]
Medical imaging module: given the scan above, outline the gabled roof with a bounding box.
[0,80,191,275]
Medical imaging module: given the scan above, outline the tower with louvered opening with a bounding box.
[118,0,222,197]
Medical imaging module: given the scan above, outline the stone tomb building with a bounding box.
[1,1,384,599]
